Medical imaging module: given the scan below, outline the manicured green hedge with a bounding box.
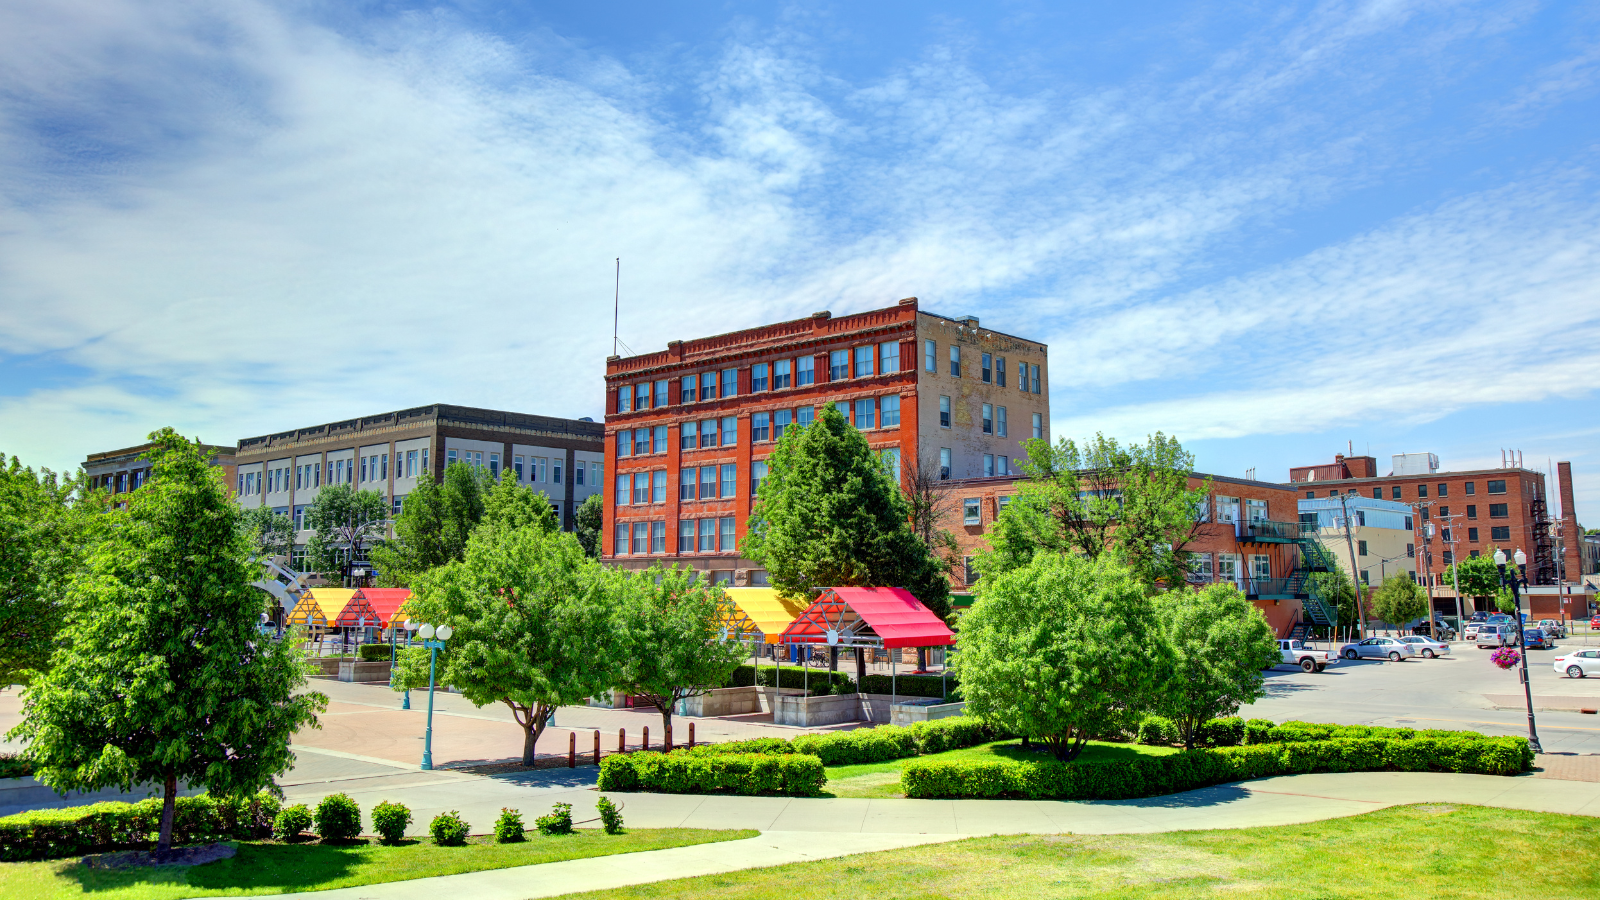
[857,673,960,700]
[597,752,825,796]
[667,717,1002,769]
[357,644,394,662]
[1136,716,1245,748]
[0,791,281,861]
[900,735,1533,800]
[725,665,854,694]
[1241,719,1483,745]
[0,754,35,779]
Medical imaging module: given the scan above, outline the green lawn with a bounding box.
[0,828,757,900]
[554,804,1600,899]
[824,740,1180,799]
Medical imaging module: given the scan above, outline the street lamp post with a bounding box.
[418,622,453,770]
[1495,548,1542,754]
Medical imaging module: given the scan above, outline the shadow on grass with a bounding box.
[66,840,372,894]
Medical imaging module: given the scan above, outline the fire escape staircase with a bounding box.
[1238,519,1339,631]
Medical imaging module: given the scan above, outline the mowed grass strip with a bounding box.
[0,827,757,900]
[553,805,1599,899]
[824,739,1180,799]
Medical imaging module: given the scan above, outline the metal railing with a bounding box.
[1240,519,1304,541]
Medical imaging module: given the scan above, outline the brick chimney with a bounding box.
[1558,461,1582,582]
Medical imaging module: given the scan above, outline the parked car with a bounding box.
[1538,619,1568,639]
[1523,629,1551,650]
[1487,613,1514,627]
[1398,635,1451,658]
[1475,624,1518,649]
[1469,611,1489,623]
[1590,615,1600,630]
[1276,639,1339,673]
[1412,620,1456,641]
[1464,622,1485,641]
[1554,648,1600,678]
[1338,637,1418,661]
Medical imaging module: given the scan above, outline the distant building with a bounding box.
[84,440,236,503]
[602,297,1049,583]
[1297,495,1417,587]
[234,404,604,571]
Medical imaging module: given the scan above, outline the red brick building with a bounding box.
[937,473,1314,637]
[603,298,1050,583]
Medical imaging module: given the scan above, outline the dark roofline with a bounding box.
[1294,467,1544,486]
[86,442,235,464]
[237,403,603,452]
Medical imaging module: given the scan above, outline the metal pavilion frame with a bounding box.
[779,589,952,708]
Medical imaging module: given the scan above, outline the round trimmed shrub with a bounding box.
[430,810,469,846]
[596,797,624,835]
[314,793,362,842]
[273,804,313,842]
[371,800,412,844]
[535,802,573,835]
[493,808,525,843]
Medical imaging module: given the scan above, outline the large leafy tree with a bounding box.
[0,457,106,687]
[8,429,325,854]
[615,566,746,740]
[406,522,624,766]
[954,551,1167,761]
[574,493,603,558]
[1444,553,1502,604]
[1371,573,1428,628]
[1306,567,1361,627]
[237,505,294,560]
[983,432,1210,590]
[481,470,557,533]
[369,462,492,586]
[1152,584,1279,749]
[303,484,389,580]
[744,405,949,617]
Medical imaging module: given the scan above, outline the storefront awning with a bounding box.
[287,588,357,626]
[779,586,955,649]
[340,588,412,628]
[718,587,808,644]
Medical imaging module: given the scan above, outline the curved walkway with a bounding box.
[266,770,1600,900]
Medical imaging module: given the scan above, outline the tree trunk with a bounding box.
[522,717,538,766]
[157,772,177,855]
[659,700,674,749]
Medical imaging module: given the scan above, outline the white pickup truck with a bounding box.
[1277,639,1338,673]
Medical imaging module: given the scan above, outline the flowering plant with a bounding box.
[1490,648,1521,670]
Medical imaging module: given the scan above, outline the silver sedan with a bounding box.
[1398,635,1451,658]
[1338,637,1418,662]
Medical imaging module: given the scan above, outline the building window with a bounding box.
[880,394,901,428]
[1371,488,1381,499]
[774,409,793,440]
[680,468,696,500]
[830,350,849,380]
[940,448,951,480]
[1032,413,1042,439]
[940,395,951,428]
[996,406,1007,437]
[1251,555,1270,579]
[881,447,901,481]
[617,430,632,458]
[1470,549,1480,558]
[964,557,978,585]
[752,363,769,392]
[1407,543,1414,558]
[651,380,666,407]
[486,453,498,479]
[1442,551,1454,565]
[721,368,737,398]
[1404,515,1413,530]
[720,464,737,498]
[924,340,936,372]
[854,345,874,378]
[752,460,769,495]
[514,455,525,481]
[981,403,993,434]
[998,495,1011,515]
[880,341,900,374]
[652,471,667,504]
[1017,360,1027,392]
[618,386,632,413]
[1391,485,1401,499]
[681,373,697,404]
[1467,505,1477,519]
[981,352,992,383]
[615,523,630,555]
[651,521,666,554]
[996,356,1007,387]
[533,457,547,483]
[1465,482,1476,495]
[1417,484,1428,498]
[680,425,697,452]
[1491,525,1511,541]
[856,398,876,429]
[690,518,708,552]
[774,359,791,389]
[1468,527,1479,542]
[1438,483,1448,498]
[700,466,716,499]
[679,520,695,553]
[1358,540,1368,557]
[798,405,815,427]
[797,355,814,386]
[721,416,738,446]
[836,400,852,424]
[1305,490,1314,499]
[949,345,961,377]
[998,456,1009,476]
[964,498,981,526]
[1439,506,1450,518]
[700,373,717,401]
[1487,480,1506,494]
[1218,554,1239,582]
[1489,503,1509,518]
[591,461,602,487]
[575,462,586,486]
[984,454,995,477]
[633,522,649,555]
[719,517,736,551]
[752,412,770,442]
[635,383,649,410]
[653,425,668,454]
[1030,364,1041,393]
[634,430,649,456]
[632,472,649,505]
[696,419,714,448]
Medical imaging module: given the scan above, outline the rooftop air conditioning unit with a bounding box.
[1392,452,1439,476]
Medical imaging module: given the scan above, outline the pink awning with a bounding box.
[779,586,955,649]
[342,588,412,628]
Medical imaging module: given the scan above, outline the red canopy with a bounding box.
[779,587,955,649]
[340,588,412,628]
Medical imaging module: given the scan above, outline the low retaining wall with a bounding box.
[773,692,859,727]
[682,686,807,717]
[337,660,393,683]
[891,699,968,726]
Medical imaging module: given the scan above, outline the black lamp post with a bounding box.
[1494,548,1542,754]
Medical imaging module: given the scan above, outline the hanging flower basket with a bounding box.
[1490,648,1521,670]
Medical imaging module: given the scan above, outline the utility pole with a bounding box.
[1337,491,1367,637]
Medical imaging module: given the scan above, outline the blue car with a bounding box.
[1523,629,1550,650]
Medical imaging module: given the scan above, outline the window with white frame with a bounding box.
[699,518,716,552]
[680,467,695,500]
[996,356,1007,387]
[940,448,951,480]
[721,368,737,398]
[720,464,736,498]
[752,412,770,442]
[615,523,630,555]
[635,383,649,410]
[633,430,649,456]
[798,405,815,427]
[981,352,992,383]
[654,380,668,407]
[752,363,769,392]
[880,394,900,427]
[633,522,648,555]
[1032,413,1042,439]
[1030,364,1041,393]
[751,460,769,495]
[774,359,791,389]
[981,403,993,434]
[615,472,630,504]
[998,456,1009,476]
[679,519,695,553]
[1247,498,1268,523]
[552,460,562,484]
[700,466,716,499]
[617,430,631,458]
[681,373,697,404]
[797,355,814,386]
[1017,360,1027,391]
[879,341,899,374]
[681,425,696,451]
[700,419,717,448]
[651,521,666,553]
[720,416,737,446]
[633,472,649,504]
[774,409,792,440]
[700,373,717,401]
[855,397,876,429]
[880,447,901,481]
[940,395,951,427]
[984,454,995,477]
[1251,554,1270,580]
[1218,553,1239,582]
[514,455,525,481]
[653,425,668,454]
[651,471,667,504]
[618,386,632,412]
[1189,553,1213,582]
[924,339,936,372]
[489,452,500,479]
[854,345,874,378]
[950,345,961,377]
[997,406,1007,437]
[829,350,849,380]
[1215,496,1240,523]
[718,517,736,551]
[835,400,851,423]
[963,498,981,525]
[575,462,585,486]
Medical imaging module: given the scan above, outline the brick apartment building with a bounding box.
[85,440,236,503]
[1288,453,1561,597]
[603,297,1050,583]
[938,473,1314,636]
[235,404,604,570]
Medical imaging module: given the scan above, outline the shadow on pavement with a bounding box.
[1110,783,1254,809]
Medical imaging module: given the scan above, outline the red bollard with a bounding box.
[643,725,649,751]
[568,731,576,768]
[593,729,601,766]
[689,722,696,748]
[666,725,673,752]
[618,728,625,753]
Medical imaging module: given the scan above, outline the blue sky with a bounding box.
[0,0,1596,522]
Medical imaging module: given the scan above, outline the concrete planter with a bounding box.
[890,699,968,726]
[337,660,393,683]
[680,685,807,718]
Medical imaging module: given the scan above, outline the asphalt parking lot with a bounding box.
[1243,632,1600,754]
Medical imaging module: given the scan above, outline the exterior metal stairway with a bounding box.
[1291,526,1339,630]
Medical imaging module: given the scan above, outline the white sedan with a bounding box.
[1398,635,1451,659]
[1553,648,1600,679]
[1338,637,1418,662]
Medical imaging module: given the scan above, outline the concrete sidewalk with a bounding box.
[260,770,1600,900]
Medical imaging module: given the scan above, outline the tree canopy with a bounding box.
[982,432,1209,590]
[1370,573,1428,628]
[743,405,949,617]
[303,483,389,579]
[954,551,1166,761]
[370,462,557,586]
[237,505,294,560]
[614,566,746,739]
[574,493,603,558]
[1444,553,1501,601]
[1152,583,1279,749]
[8,429,324,853]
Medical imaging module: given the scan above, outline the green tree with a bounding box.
[7,429,325,854]
[1445,553,1502,606]
[1371,573,1428,629]
[237,505,294,559]
[954,552,1167,761]
[481,470,557,533]
[303,484,389,581]
[743,405,949,617]
[1152,584,1279,749]
[405,522,624,766]
[615,566,746,740]
[1306,567,1360,627]
[574,493,603,558]
[982,432,1210,590]
[369,462,491,587]
[0,457,106,687]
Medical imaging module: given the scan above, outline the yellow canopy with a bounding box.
[719,588,807,644]
[288,588,358,626]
